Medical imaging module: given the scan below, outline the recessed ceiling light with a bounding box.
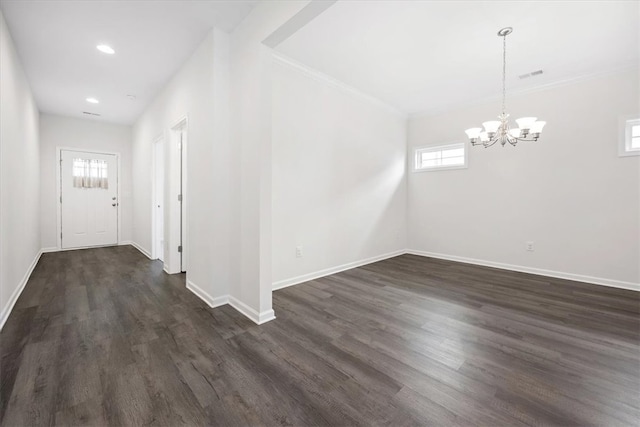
[96,44,115,55]
[86,97,99,104]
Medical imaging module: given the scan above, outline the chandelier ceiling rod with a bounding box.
[465,27,546,148]
[500,27,509,118]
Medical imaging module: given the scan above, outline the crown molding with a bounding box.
[408,62,639,120]
[271,51,408,119]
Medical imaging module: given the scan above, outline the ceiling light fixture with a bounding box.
[86,97,99,104]
[465,27,546,148]
[96,44,115,55]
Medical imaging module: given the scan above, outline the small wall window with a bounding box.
[414,143,467,172]
[620,117,640,157]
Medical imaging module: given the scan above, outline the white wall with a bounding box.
[39,114,133,249]
[0,11,41,328]
[229,0,310,321]
[271,56,407,287]
[132,29,234,304]
[408,68,640,287]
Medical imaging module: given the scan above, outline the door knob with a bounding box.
[112,197,116,200]
[112,203,117,207]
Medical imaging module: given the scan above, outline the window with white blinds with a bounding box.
[414,143,467,171]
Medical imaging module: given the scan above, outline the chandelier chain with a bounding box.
[502,32,507,117]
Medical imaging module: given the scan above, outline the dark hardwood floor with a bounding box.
[1,246,638,426]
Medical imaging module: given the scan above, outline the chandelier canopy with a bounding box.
[465,27,545,148]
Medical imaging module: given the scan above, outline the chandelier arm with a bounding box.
[511,135,540,143]
[484,137,499,148]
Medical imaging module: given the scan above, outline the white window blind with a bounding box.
[414,143,467,171]
[72,158,109,189]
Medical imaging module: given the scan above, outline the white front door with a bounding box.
[60,150,118,249]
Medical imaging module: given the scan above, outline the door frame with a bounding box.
[170,116,188,274]
[151,133,165,261]
[56,147,122,250]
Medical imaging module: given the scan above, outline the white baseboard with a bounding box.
[43,243,136,254]
[185,280,275,325]
[271,247,638,293]
[272,249,405,291]
[406,249,640,292]
[129,241,153,260]
[186,280,229,308]
[229,296,276,325]
[0,249,43,331]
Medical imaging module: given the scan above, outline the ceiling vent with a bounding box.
[519,69,544,79]
[82,111,101,116]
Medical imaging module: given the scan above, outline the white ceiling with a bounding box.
[0,0,257,124]
[276,1,639,116]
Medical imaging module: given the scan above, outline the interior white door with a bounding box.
[154,139,164,261]
[61,150,118,249]
[180,129,186,272]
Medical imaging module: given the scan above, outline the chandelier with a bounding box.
[465,27,545,147]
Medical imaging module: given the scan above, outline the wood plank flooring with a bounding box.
[1,245,638,426]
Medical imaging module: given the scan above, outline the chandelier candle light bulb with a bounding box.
[465,27,545,147]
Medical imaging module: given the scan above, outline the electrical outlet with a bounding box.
[296,246,303,258]
[526,241,534,252]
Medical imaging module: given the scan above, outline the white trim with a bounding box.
[619,115,640,157]
[0,249,43,331]
[409,62,639,119]
[272,51,407,118]
[272,249,405,291]
[229,296,276,325]
[166,117,188,275]
[42,245,125,253]
[56,147,122,250]
[187,280,229,308]
[180,124,188,273]
[272,247,638,293]
[406,249,640,292]
[185,283,276,325]
[129,241,153,260]
[412,142,467,173]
